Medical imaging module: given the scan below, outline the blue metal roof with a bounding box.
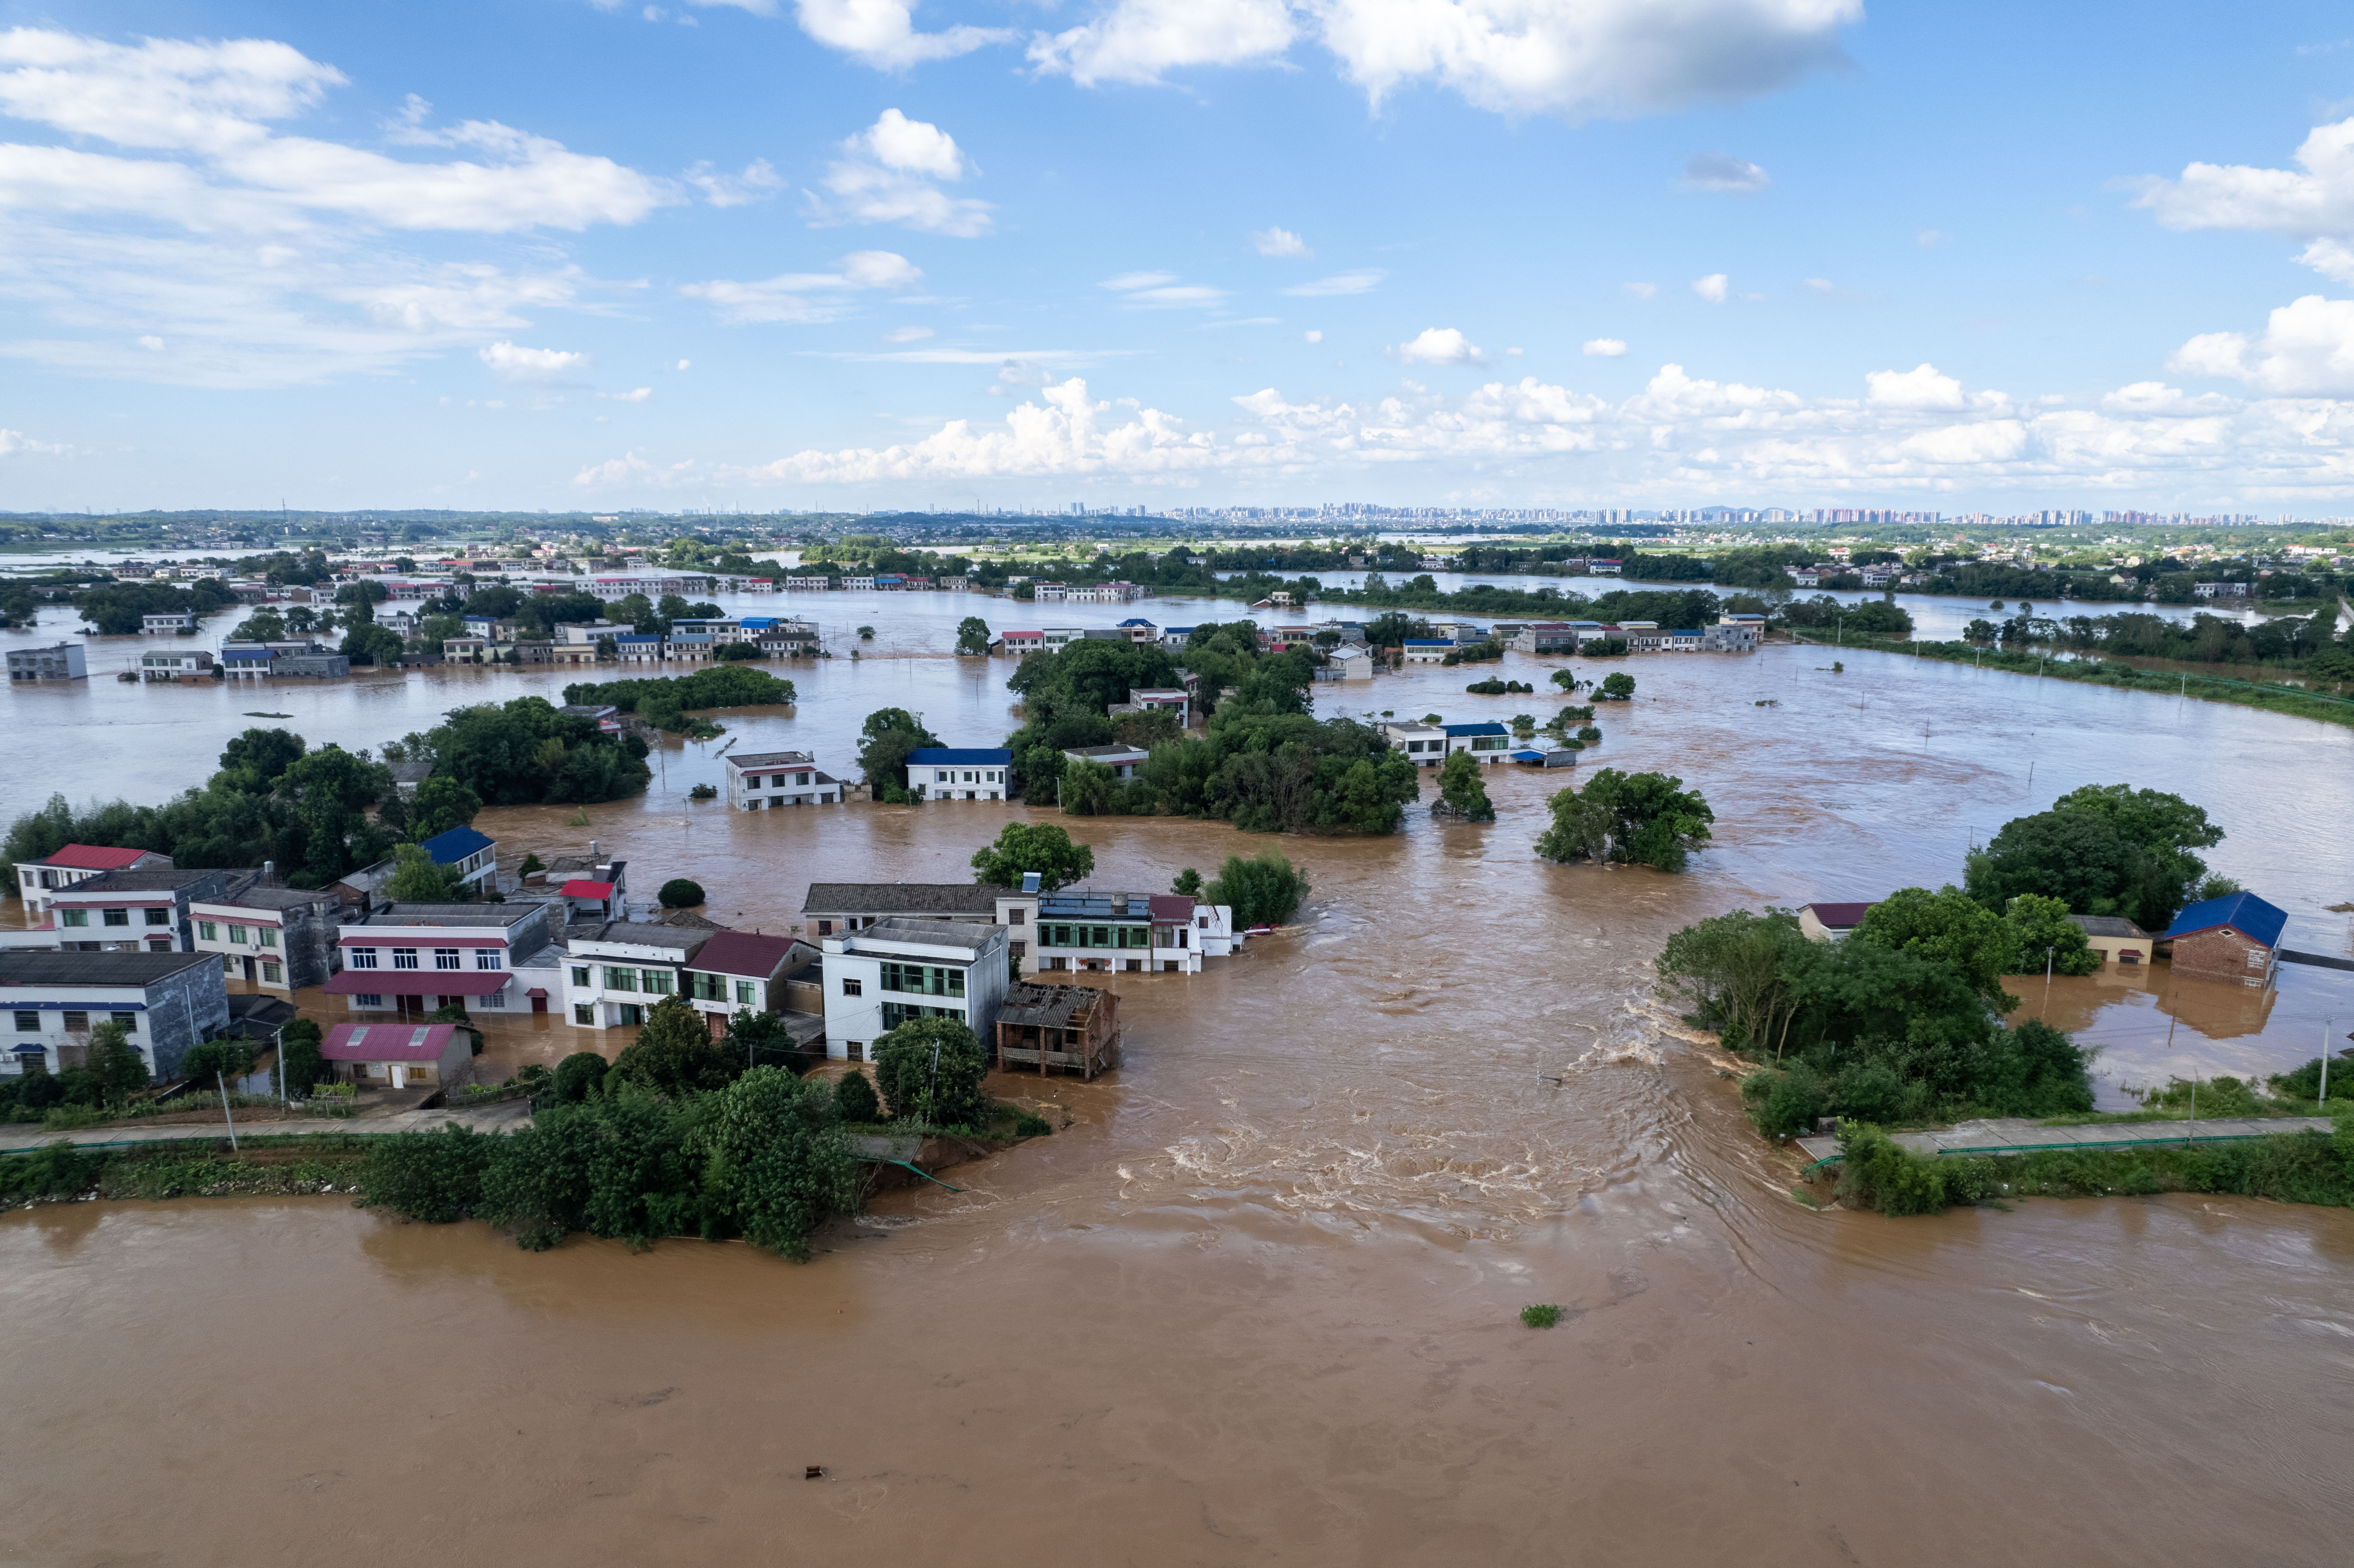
[1118,617,1155,626]
[2158,891,2286,948]
[419,825,494,865]
[1440,722,1508,737]
[906,747,1013,766]
[1402,638,1453,647]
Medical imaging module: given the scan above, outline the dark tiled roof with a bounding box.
[1803,902,1874,929]
[802,883,1011,916]
[53,868,223,893]
[0,950,218,986]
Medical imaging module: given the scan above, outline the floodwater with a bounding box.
[6,596,2354,1563]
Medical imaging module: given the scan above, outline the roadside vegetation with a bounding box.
[562,667,797,736]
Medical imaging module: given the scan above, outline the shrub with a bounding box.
[552,1051,610,1103]
[279,1018,327,1099]
[1171,867,1202,897]
[699,1068,860,1260]
[1014,1112,1053,1136]
[833,1069,881,1125]
[1206,849,1311,927]
[356,1124,495,1223]
[180,1039,256,1092]
[688,783,717,800]
[1520,1304,1564,1328]
[658,877,705,908]
[0,1141,102,1199]
[608,997,738,1096]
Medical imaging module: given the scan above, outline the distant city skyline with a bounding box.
[5,4,2354,512]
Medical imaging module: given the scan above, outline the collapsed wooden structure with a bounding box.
[993,981,1122,1080]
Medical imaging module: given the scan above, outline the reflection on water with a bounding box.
[4,596,2354,1561]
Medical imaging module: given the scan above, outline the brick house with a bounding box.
[2157,892,2287,986]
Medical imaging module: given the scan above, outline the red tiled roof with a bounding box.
[321,1023,458,1062]
[1148,894,1194,921]
[42,844,153,871]
[321,971,513,996]
[686,930,799,978]
[561,880,615,898]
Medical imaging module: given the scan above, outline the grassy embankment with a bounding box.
[1,1134,373,1204]
[1822,1115,2354,1216]
[1793,629,2354,730]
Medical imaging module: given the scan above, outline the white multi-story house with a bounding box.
[139,649,214,681]
[1030,891,1229,975]
[563,922,712,1029]
[818,918,1010,1062]
[0,950,228,1080]
[324,900,562,1020]
[50,868,238,953]
[725,750,844,809]
[14,845,172,917]
[191,884,343,993]
[903,748,1013,801]
[1401,638,1453,663]
[141,612,196,633]
[6,643,87,681]
[1380,721,1448,764]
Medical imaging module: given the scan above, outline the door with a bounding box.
[530,992,547,1014]
[242,955,256,982]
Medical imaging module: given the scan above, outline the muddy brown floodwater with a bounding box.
[6,639,2354,1564]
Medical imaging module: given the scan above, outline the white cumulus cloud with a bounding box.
[1680,151,1769,194]
[1582,337,1628,356]
[480,340,591,381]
[1314,0,1860,119]
[1029,0,1296,86]
[680,249,923,323]
[1865,363,1966,409]
[1251,224,1311,257]
[2134,118,2354,263]
[2169,294,2354,395]
[792,0,1012,68]
[1303,329,1323,343]
[1396,327,1484,365]
[685,158,783,207]
[806,109,991,236]
[1691,273,1729,303]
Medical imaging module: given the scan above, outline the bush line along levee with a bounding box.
[1660,781,2354,1216]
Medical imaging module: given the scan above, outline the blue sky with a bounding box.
[4,1,2354,514]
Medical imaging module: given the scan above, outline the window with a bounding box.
[816,920,834,936]
[603,966,637,991]
[475,950,503,970]
[62,1011,88,1033]
[145,908,170,927]
[735,981,755,1006]
[845,1042,863,1062]
[103,908,130,927]
[434,949,461,970]
[259,929,278,949]
[60,909,87,928]
[882,1002,964,1030]
[640,969,673,995]
[349,948,378,969]
[12,1012,35,1033]
[841,977,863,996]
[227,924,248,943]
[198,921,218,942]
[574,1004,595,1025]
[1008,908,1026,926]
[261,961,283,984]
[393,949,419,970]
[1010,941,1026,960]
[355,993,383,1008]
[570,965,589,987]
[110,1012,137,1032]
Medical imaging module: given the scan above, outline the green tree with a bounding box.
[1171,867,1202,898]
[406,776,483,841]
[607,996,738,1096]
[1550,669,1578,691]
[1964,806,2186,930]
[970,822,1096,891]
[1852,887,2017,1007]
[855,707,943,802]
[1535,768,1713,872]
[341,622,405,666]
[386,842,463,902]
[1435,749,1495,821]
[277,1018,327,1098]
[658,878,706,908]
[1598,671,1636,700]
[217,728,307,793]
[1205,849,1310,927]
[873,1017,991,1128]
[857,624,876,639]
[1656,909,1812,1058]
[698,1067,860,1260]
[832,1069,881,1125]
[355,1124,495,1225]
[1059,756,1116,815]
[724,1008,799,1071]
[180,1039,257,1092]
[82,1020,152,1102]
[2001,893,2102,976]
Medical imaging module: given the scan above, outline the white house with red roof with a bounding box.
[559,878,626,922]
[679,930,818,1035]
[14,845,174,917]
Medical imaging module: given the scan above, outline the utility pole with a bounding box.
[2321,1017,2334,1109]
[217,1061,240,1152]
